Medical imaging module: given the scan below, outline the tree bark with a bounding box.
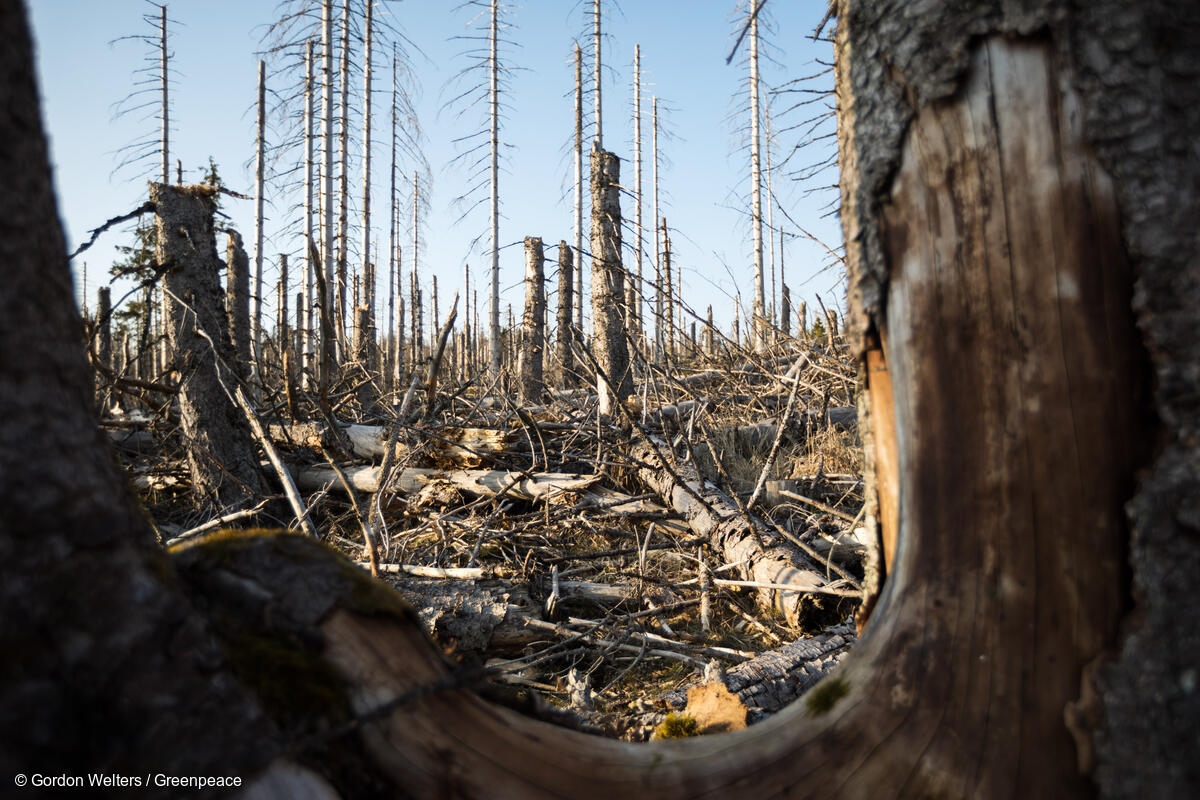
[554,240,576,390]
[517,236,546,404]
[589,148,631,415]
[3,1,1198,797]
[226,229,252,381]
[154,183,265,511]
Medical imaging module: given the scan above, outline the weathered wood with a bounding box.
[153,183,266,511]
[632,437,852,628]
[294,464,598,502]
[661,623,855,722]
[590,148,631,415]
[225,229,251,381]
[517,236,546,403]
[555,240,575,389]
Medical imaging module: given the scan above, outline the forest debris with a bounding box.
[293,465,599,501]
[632,437,855,628]
[271,422,509,467]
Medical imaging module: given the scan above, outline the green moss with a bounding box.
[653,713,699,739]
[217,615,351,730]
[805,677,850,716]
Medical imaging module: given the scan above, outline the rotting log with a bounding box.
[660,622,855,722]
[631,437,851,629]
[293,464,599,503]
[270,421,509,467]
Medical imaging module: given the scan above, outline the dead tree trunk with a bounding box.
[153,183,265,511]
[517,236,545,404]
[225,229,251,381]
[590,148,631,415]
[556,240,575,388]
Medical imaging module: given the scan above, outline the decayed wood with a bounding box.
[661,622,855,721]
[590,148,631,415]
[153,182,266,511]
[271,421,508,468]
[517,236,546,403]
[294,464,598,502]
[631,437,851,628]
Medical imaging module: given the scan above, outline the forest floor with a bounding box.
[108,334,867,741]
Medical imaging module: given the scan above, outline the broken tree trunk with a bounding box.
[153,183,266,511]
[631,437,850,628]
[225,229,251,382]
[517,236,546,404]
[556,240,575,389]
[590,148,631,415]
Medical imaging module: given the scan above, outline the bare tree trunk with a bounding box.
[590,149,630,415]
[360,0,373,350]
[764,98,776,343]
[629,44,643,342]
[321,0,336,372]
[573,43,584,337]
[153,183,265,511]
[651,96,662,361]
[556,240,575,388]
[592,0,602,148]
[517,236,545,404]
[225,229,251,382]
[488,0,501,375]
[388,43,398,392]
[158,3,168,183]
[335,0,351,350]
[661,217,673,355]
[748,10,765,353]
[302,38,316,392]
[95,286,111,374]
[252,59,266,382]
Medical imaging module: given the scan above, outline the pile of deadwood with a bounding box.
[104,338,868,741]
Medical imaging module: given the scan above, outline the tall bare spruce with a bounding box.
[590,149,630,415]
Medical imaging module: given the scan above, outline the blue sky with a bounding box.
[28,0,843,338]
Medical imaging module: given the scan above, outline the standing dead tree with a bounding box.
[517,236,545,403]
[590,149,631,415]
[152,183,265,512]
[555,239,575,388]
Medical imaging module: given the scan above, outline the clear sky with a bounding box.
[27,0,843,339]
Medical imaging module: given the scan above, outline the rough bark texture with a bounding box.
[663,623,855,721]
[556,240,575,388]
[837,2,1200,795]
[0,4,281,791]
[517,236,546,404]
[154,183,266,511]
[227,228,252,380]
[589,148,631,415]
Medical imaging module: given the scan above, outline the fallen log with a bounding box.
[294,464,599,503]
[270,422,508,467]
[632,437,854,629]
